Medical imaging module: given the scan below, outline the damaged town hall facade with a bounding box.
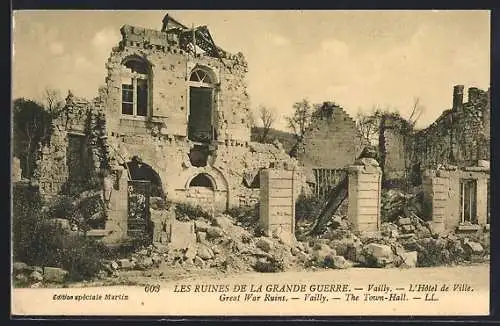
[19,15,304,243]
[13,14,490,246]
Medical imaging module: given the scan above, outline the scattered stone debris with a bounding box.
[43,267,69,283]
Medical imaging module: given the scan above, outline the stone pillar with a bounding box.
[422,170,450,234]
[102,166,129,244]
[347,158,382,233]
[259,169,297,245]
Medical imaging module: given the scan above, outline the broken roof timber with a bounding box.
[162,13,189,31]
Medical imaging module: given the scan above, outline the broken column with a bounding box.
[347,158,382,233]
[259,169,297,245]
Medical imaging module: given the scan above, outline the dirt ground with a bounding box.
[69,263,490,291]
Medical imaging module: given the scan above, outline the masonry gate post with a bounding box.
[347,158,382,233]
[259,168,297,245]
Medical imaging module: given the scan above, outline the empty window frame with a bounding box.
[188,67,216,143]
[460,179,478,224]
[121,58,150,117]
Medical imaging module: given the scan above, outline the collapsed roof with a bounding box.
[161,13,226,60]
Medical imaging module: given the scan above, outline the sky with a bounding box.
[12,10,490,130]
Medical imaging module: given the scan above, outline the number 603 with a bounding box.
[144,284,160,293]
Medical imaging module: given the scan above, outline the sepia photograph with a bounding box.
[11,10,491,316]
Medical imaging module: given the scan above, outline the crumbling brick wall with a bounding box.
[296,102,367,174]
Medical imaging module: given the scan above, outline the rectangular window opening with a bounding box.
[136,79,148,117]
[460,179,478,224]
[121,79,148,117]
[122,84,134,115]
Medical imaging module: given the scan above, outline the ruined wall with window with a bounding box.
[411,85,490,172]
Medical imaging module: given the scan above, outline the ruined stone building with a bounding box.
[31,15,304,216]
[378,85,491,232]
[379,85,490,186]
[293,102,367,198]
[411,85,490,170]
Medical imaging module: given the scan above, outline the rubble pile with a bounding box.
[13,263,69,288]
[13,189,490,286]
[98,204,490,278]
[95,213,313,278]
[381,189,423,223]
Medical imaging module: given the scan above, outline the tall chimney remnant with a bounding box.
[453,85,464,111]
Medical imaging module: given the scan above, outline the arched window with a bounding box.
[189,173,214,189]
[121,57,150,117]
[188,67,216,143]
[189,69,213,84]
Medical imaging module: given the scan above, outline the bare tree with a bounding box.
[13,98,53,178]
[407,97,425,128]
[286,99,313,141]
[42,88,64,114]
[258,105,276,143]
[355,106,384,146]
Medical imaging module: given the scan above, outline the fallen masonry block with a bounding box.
[183,244,197,260]
[256,237,274,253]
[110,261,119,270]
[361,243,393,267]
[194,220,210,232]
[118,259,134,269]
[196,244,214,260]
[138,257,154,268]
[29,271,43,282]
[401,251,418,268]
[206,226,224,239]
[194,256,205,268]
[13,262,29,273]
[170,220,197,250]
[398,217,412,225]
[312,245,337,265]
[153,243,169,253]
[400,224,416,233]
[43,267,68,283]
[464,241,484,255]
[196,231,208,243]
[324,255,350,269]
